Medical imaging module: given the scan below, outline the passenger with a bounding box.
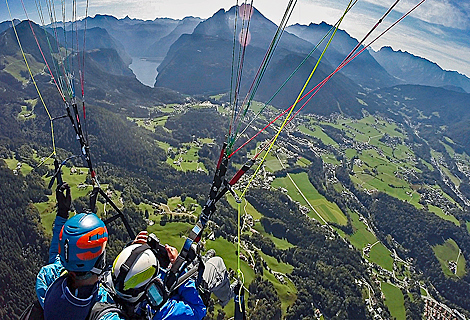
[89,231,236,320]
[35,183,109,320]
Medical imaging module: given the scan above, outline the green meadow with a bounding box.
[321,153,340,165]
[296,157,311,167]
[3,53,45,83]
[259,251,294,274]
[381,282,405,320]
[205,237,256,285]
[432,239,466,278]
[262,151,287,172]
[159,105,176,113]
[440,140,455,158]
[226,193,263,220]
[272,172,347,225]
[166,143,208,173]
[147,219,193,249]
[348,211,393,271]
[138,202,156,215]
[262,265,297,315]
[350,148,422,208]
[345,148,358,159]
[369,243,394,272]
[128,116,169,131]
[252,223,294,250]
[18,101,37,120]
[226,192,294,249]
[427,205,460,225]
[226,190,297,316]
[298,124,338,147]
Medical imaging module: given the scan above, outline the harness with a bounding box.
[43,275,99,320]
[87,302,129,320]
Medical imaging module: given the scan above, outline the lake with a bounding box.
[129,57,163,87]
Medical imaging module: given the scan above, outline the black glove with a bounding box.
[56,183,71,219]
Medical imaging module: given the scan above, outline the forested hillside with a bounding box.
[0,163,49,320]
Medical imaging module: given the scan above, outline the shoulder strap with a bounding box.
[87,302,128,320]
[19,300,44,320]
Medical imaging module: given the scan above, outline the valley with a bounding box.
[10,99,469,319]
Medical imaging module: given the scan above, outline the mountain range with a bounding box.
[371,46,470,93]
[3,6,470,152]
[2,8,470,153]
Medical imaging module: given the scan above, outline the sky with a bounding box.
[2,0,470,77]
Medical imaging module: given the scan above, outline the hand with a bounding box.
[165,244,178,264]
[133,231,149,244]
[56,183,71,219]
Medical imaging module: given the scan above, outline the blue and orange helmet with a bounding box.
[59,213,108,273]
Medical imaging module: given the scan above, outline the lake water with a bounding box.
[129,57,163,87]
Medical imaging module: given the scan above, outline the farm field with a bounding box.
[381,282,406,320]
[347,211,393,271]
[432,239,467,278]
[427,205,460,225]
[272,172,347,226]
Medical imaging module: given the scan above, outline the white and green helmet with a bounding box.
[112,244,159,303]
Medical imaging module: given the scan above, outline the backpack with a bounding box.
[87,302,129,320]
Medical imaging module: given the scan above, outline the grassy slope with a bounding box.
[272,172,347,226]
[432,238,467,278]
[348,211,393,271]
[3,53,45,83]
[428,205,460,226]
[298,124,338,147]
[381,282,406,320]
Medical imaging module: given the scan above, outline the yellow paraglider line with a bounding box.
[235,0,354,293]
[5,0,57,159]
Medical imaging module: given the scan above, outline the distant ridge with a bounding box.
[286,22,397,90]
[371,46,470,93]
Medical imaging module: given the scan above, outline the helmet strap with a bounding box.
[115,244,152,292]
[90,251,106,275]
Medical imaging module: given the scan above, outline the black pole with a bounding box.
[99,188,135,239]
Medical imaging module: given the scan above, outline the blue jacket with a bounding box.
[48,215,67,264]
[98,277,206,320]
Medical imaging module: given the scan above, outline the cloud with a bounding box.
[362,0,469,30]
[302,0,470,30]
